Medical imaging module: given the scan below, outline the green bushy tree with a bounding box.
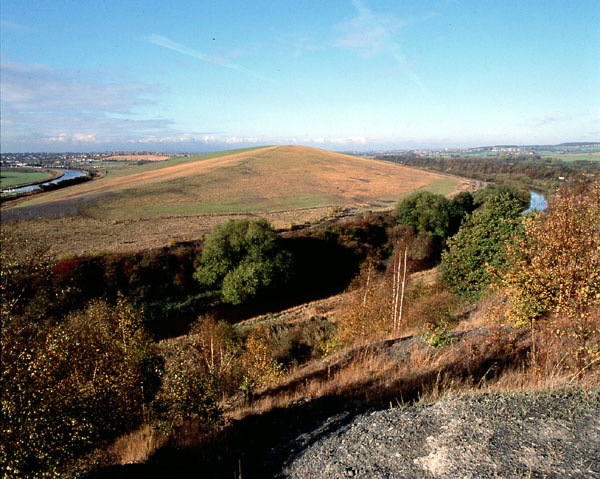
[395,191,474,241]
[472,184,530,209]
[193,219,293,304]
[440,194,524,299]
[395,191,452,239]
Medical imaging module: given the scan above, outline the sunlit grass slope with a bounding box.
[16,145,464,219]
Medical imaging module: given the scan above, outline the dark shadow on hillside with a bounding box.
[83,328,531,479]
[1,193,110,221]
[148,237,361,338]
[213,237,359,322]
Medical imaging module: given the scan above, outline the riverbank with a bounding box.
[0,167,63,192]
[0,168,90,207]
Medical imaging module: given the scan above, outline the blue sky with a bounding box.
[1,0,599,152]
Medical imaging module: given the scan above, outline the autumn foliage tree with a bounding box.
[239,326,285,395]
[1,298,161,478]
[152,315,241,428]
[503,183,600,324]
[340,228,431,341]
[340,255,391,342]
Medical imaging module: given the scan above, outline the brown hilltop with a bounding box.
[17,145,465,214]
[4,145,473,256]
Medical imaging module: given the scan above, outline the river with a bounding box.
[2,169,88,194]
[524,191,547,213]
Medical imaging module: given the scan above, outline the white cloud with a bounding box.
[72,134,99,143]
[0,60,192,150]
[1,61,157,115]
[224,136,259,144]
[330,136,367,144]
[333,0,423,88]
[48,133,68,142]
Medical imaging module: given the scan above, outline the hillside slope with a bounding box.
[11,145,465,219]
[1,146,474,256]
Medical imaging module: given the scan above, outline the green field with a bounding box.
[0,168,54,189]
[540,153,600,162]
[415,177,460,195]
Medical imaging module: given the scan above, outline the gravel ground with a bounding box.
[83,389,599,479]
[278,389,600,479]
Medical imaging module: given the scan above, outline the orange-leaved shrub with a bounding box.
[503,182,600,324]
[502,182,600,375]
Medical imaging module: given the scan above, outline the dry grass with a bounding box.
[229,308,599,423]
[0,206,336,257]
[2,146,475,256]
[105,300,598,468]
[229,322,526,420]
[30,146,460,203]
[108,425,168,465]
[22,145,463,211]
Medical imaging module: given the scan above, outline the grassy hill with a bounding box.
[15,145,465,218]
[3,145,472,256]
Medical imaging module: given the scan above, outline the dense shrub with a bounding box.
[194,219,293,304]
[239,326,285,395]
[255,316,338,366]
[440,194,524,299]
[0,231,56,325]
[395,191,452,239]
[503,183,600,324]
[381,153,600,193]
[1,298,161,478]
[394,191,475,258]
[472,184,530,209]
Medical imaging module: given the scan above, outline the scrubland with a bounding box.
[1,149,598,478]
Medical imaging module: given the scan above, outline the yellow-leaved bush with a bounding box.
[503,182,600,324]
[239,326,284,395]
[1,297,161,478]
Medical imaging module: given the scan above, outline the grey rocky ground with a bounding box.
[278,389,600,479]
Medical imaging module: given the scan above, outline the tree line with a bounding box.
[378,154,600,193]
